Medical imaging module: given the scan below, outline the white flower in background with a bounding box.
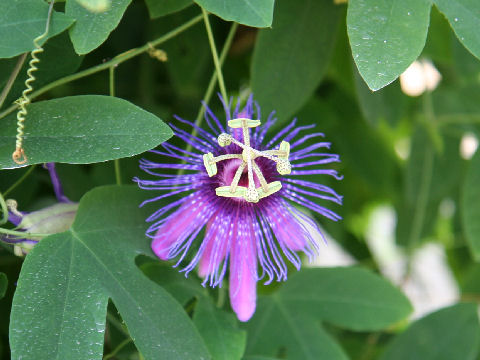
[400,59,442,97]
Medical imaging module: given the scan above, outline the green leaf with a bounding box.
[381,303,480,360]
[0,273,7,299]
[0,0,74,58]
[462,150,480,261]
[347,0,432,90]
[0,32,83,110]
[141,261,205,306]
[245,268,412,359]
[0,95,172,169]
[194,0,275,28]
[145,0,192,18]
[66,0,131,54]
[194,297,246,360]
[9,186,211,360]
[251,0,341,121]
[434,0,480,60]
[354,70,406,127]
[396,126,461,246]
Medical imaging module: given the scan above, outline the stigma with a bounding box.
[203,118,291,203]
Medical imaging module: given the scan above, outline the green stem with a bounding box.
[109,66,115,97]
[0,227,48,238]
[109,66,122,185]
[106,312,129,337]
[0,192,8,226]
[195,22,238,125]
[0,53,27,109]
[176,22,237,178]
[422,90,443,153]
[407,145,434,251]
[103,338,132,360]
[3,165,37,197]
[202,8,228,103]
[0,13,203,121]
[216,282,226,308]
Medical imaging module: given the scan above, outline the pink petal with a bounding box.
[198,220,227,277]
[229,224,257,322]
[152,200,206,260]
[268,209,307,251]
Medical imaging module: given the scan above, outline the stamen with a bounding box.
[252,162,268,191]
[205,118,292,202]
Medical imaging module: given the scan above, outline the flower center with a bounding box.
[203,118,292,203]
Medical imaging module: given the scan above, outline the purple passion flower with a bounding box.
[1,163,77,256]
[135,96,342,321]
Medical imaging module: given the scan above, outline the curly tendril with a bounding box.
[12,1,55,165]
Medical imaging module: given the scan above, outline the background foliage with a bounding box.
[1,0,480,359]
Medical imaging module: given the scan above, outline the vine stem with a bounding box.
[176,21,237,178]
[103,338,132,360]
[0,13,203,121]
[0,192,8,226]
[3,164,37,197]
[195,22,238,126]
[0,53,28,109]
[202,8,228,103]
[109,65,122,185]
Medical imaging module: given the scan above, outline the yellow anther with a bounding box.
[216,186,247,198]
[257,181,282,199]
[203,153,217,177]
[278,141,290,159]
[227,118,261,128]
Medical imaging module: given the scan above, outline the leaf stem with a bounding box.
[103,338,132,360]
[3,164,37,198]
[202,8,228,103]
[0,13,203,121]
[0,53,28,109]
[109,65,122,185]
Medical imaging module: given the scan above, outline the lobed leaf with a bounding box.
[193,297,246,360]
[245,267,412,359]
[9,185,211,360]
[380,303,480,360]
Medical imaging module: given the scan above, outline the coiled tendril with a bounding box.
[12,1,55,165]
